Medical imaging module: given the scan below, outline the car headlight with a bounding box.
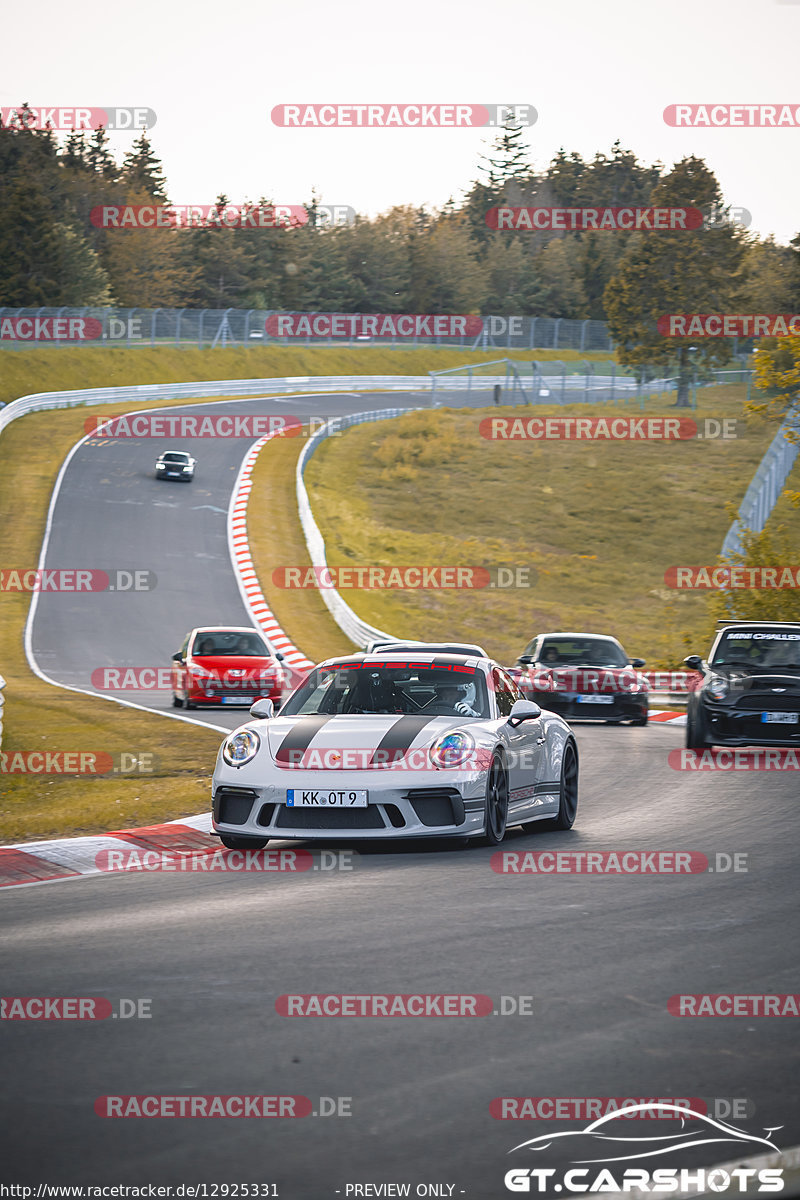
[156,463,165,469]
[429,731,475,769]
[706,675,728,701]
[222,729,261,767]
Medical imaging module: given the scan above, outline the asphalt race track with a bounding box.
[29,391,429,731]
[5,391,799,1196]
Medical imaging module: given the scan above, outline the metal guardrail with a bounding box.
[296,410,425,647]
[0,376,436,438]
[721,415,800,556]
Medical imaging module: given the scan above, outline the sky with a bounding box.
[2,0,799,244]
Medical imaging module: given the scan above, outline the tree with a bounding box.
[603,157,746,405]
[121,134,168,200]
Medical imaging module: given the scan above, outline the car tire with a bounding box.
[632,711,649,726]
[540,741,579,832]
[686,706,710,749]
[219,835,270,850]
[483,752,509,846]
[171,694,182,708]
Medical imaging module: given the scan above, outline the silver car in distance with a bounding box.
[211,652,579,849]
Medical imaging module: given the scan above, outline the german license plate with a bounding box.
[221,696,256,704]
[576,695,614,704]
[761,712,799,724]
[286,789,368,808]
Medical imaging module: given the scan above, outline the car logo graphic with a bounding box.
[509,1103,782,1164]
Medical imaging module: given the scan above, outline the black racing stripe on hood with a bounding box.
[275,714,334,764]
[370,715,441,767]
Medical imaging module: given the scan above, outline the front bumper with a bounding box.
[702,701,800,746]
[531,690,647,722]
[211,769,488,840]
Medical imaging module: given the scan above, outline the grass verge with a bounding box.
[0,344,614,410]
[296,386,800,669]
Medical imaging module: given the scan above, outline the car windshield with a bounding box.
[712,630,800,670]
[281,663,490,717]
[163,453,189,462]
[537,639,628,667]
[192,631,269,657]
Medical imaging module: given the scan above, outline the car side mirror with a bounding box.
[249,698,274,719]
[275,652,285,662]
[507,699,542,727]
[684,655,704,672]
[631,658,646,668]
[172,652,183,662]
[517,654,534,665]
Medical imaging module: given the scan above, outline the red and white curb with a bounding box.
[650,711,686,724]
[228,432,315,687]
[0,813,215,889]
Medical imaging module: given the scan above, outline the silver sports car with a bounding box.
[211,651,578,848]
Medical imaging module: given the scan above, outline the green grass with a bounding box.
[299,385,800,669]
[0,344,614,410]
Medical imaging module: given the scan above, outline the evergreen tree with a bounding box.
[603,157,746,405]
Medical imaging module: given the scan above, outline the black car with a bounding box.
[511,631,649,725]
[685,621,800,748]
[155,449,195,481]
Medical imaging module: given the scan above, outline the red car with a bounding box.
[171,626,285,710]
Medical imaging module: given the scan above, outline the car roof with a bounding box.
[715,621,800,629]
[366,640,488,656]
[537,631,624,643]
[189,626,269,640]
[161,449,191,456]
[319,651,492,669]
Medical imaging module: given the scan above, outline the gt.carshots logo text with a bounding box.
[265,313,483,338]
[659,313,800,337]
[271,103,536,127]
[0,106,156,130]
[486,207,702,231]
[664,103,800,126]
[276,994,533,1016]
[503,1104,785,1194]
